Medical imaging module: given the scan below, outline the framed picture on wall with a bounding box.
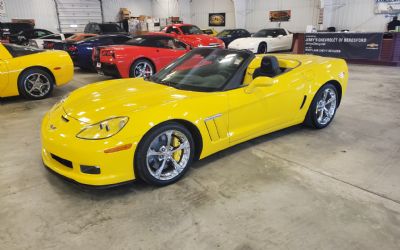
[209,13,225,26]
[269,10,291,22]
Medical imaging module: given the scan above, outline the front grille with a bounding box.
[51,154,73,168]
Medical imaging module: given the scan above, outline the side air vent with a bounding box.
[300,95,307,109]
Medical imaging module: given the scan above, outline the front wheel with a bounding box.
[135,122,195,186]
[129,59,155,78]
[304,83,338,129]
[18,68,54,100]
[257,43,267,54]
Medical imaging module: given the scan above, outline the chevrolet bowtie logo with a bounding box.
[50,124,57,130]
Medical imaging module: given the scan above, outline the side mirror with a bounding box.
[245,77,275,93]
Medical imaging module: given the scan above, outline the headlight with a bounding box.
[76,117,129,140]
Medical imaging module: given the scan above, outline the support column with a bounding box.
[178,0,191,23]
[233,0,247,29]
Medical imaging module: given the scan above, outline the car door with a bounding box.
[227,85,271,143]
[276,29,292,50]
[228,60,307,143]
[259,68,308,128]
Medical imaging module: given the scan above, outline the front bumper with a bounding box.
[41,106,139,186]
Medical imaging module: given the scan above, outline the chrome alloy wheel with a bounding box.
[315,87,337,125]
[134,62,153,77]
[24,73,51,98]
[146,130,191,181]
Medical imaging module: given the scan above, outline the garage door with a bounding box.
[55,0,103,32]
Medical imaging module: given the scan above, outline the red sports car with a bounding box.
[160,24,225,49]
[93,34,190,78]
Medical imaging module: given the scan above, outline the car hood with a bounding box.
[229,37,267,47]
[180,35,223,46]
[62,78,193,124]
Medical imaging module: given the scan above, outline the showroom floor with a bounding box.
[1,64,400,249]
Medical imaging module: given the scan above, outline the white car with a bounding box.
[28,33,75,49]
[228,28,293,53]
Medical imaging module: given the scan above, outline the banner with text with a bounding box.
[304,33,383,60]
[375,0,400,14]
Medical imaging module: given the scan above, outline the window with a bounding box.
[35,30,51,38]
[126,36,186,49]
[112,36,131,44]
[99,24,123,33]
[180,25,203,35]
[3,43,43,57]
[151,49,250,92]
[42,34,61,40]
[166,26,181,34]
[277,29,287,36]
[253,29,280,38]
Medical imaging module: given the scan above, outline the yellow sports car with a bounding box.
[202,28,218,36]
[41,48,348,187]
[0,43,73,99]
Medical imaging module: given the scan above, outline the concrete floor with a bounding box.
[1,65,400,250]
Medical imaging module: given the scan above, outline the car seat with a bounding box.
[252,56,281,79]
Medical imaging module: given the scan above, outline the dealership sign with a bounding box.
[304,33,383,60]
[375,0,400,14]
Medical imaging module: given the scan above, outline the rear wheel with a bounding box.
[257,43,267,54]
[135,122,195,186]
[129,59,155,78]
[18,68,54,100]
[304,83,338,129]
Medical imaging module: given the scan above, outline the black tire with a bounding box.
[304,83,339,129]
[257,43,267,54]
[135,122,195,186]
[18,68,54,100]
[129,59,155,78]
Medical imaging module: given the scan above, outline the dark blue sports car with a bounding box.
[216,29,251,47]
[48,34,131,70]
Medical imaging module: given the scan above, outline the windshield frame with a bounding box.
[180,25,203,35]
[149,48,254,92]
[253,29,280,38]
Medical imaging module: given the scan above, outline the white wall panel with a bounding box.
[245,0,320,33]
[102,0,152,22]
[0,0,59,32]
[152,0,179,18]
[325,0,391,32]
[190,0,235,32]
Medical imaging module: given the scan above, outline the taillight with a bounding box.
[101,50,115,58]
[67,45,77,52]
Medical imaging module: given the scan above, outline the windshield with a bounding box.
[180,25,203,35]
[253,29,279,38]
[100,24,123,32]
[3,43,43,57]
[217,30,233,37]
[150,48,251,92]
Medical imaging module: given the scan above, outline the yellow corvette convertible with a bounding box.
[0,43,73,99]
[42,48,348,187]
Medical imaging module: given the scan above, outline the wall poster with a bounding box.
[209,13,225,26]
[375,0,400,14]
[269,10,291,22]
